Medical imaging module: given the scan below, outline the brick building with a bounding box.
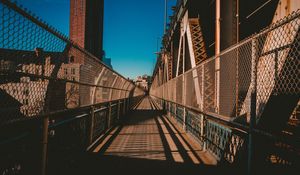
[70,0,104,60]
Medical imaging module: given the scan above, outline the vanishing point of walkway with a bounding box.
[68,97,219,175]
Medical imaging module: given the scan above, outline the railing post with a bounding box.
[127,97,130,110]
[123,98,126,115]
[117,100,121,121]
[183,107,186,131]
[107,102,112,129]
[127,98,129,111]
[168,102,171,118]
[88,106,95,145]
[41,115,49,175]
[200,114,206,151]
[215,0,221,114]
[248,37,258,175]
[175,103,177,119]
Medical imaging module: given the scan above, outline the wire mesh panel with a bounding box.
[110,103,118,126]
[92,107,108,141]
[0,1,145,174]
[205,120,231,160]
[255,12,300,129]
[184,70,198,108]
[203,59,215,113]
[175,75,183,104]
[219,48,237,117]
[170,102,176,115]
[237,40,252,117]
[175,105,184,125]
[151,10,300,125]
[150,7,300,173]
[0,0,143,124]
[185,110,202,141]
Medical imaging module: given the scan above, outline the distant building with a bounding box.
[134,74,151,91]
[70,0,104,60]
[102,57,113,69]
[101,51,113,69]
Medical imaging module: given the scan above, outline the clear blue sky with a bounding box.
[15,0,176,79]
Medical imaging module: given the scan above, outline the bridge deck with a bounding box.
[68,97,219,175]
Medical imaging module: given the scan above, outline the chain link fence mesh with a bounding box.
[150,8,300,170]
[0,1,145,174]
[0,0,144,125]
[151,9,300,124]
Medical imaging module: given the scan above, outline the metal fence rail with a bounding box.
[0,0,144,123]
[151,9,300,126]
[151,8,300,174]
[151,10,299,120]
[0,0,145,174]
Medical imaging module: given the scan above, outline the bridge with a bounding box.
[0,0,299,175]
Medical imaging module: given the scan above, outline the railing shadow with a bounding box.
[60,96,227,175]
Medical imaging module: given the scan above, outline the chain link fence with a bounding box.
[0,0,145,174]
[151,8,300,174]
[0,0,144,124]
[151,9,300,126]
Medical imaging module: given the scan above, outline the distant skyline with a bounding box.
[15,0,176,79]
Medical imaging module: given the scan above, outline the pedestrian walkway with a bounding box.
[69,96,219,175]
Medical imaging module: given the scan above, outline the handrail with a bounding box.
[0,98,127,127]
[152,95,300,145]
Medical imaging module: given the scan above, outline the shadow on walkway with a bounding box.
[64,96,229,175]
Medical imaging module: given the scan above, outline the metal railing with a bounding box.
[151,8,300,174]
[0,0,145,174]
[0,96,144,175]
[152,97,299,174]
[152,9,299,120]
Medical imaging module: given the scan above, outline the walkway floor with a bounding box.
[69,97,220,175]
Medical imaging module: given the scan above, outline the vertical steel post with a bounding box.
[182,73,186,131]
[167,102,171,118]
[41,115,49,175]
[89,106,95,145]
[174,103,177,119]
[183,107,186,131]
[128,97,131,110]
[123,98,126,115]
[248,38,258,175]
[200,65,206,150]
[117,100,121,121]
[182,31,186,131]
[200,114,206,151]
[215,0,221,114]
[235,0,240,117]
[107,102,112,128]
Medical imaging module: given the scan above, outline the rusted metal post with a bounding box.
[123,98,126,115]
[117,100,121,121]
[107,102,112,128]
[200,114,206,151]
[41,115,49,175]
[174,103,177,119]
[183,107,186,131]
[235,0,240,117]
[127,97,130,110]
[200,65,206,150]
[126,98,129,111]
[168,102,171,118]
[88,106,95,145]
[215,0,221,114]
